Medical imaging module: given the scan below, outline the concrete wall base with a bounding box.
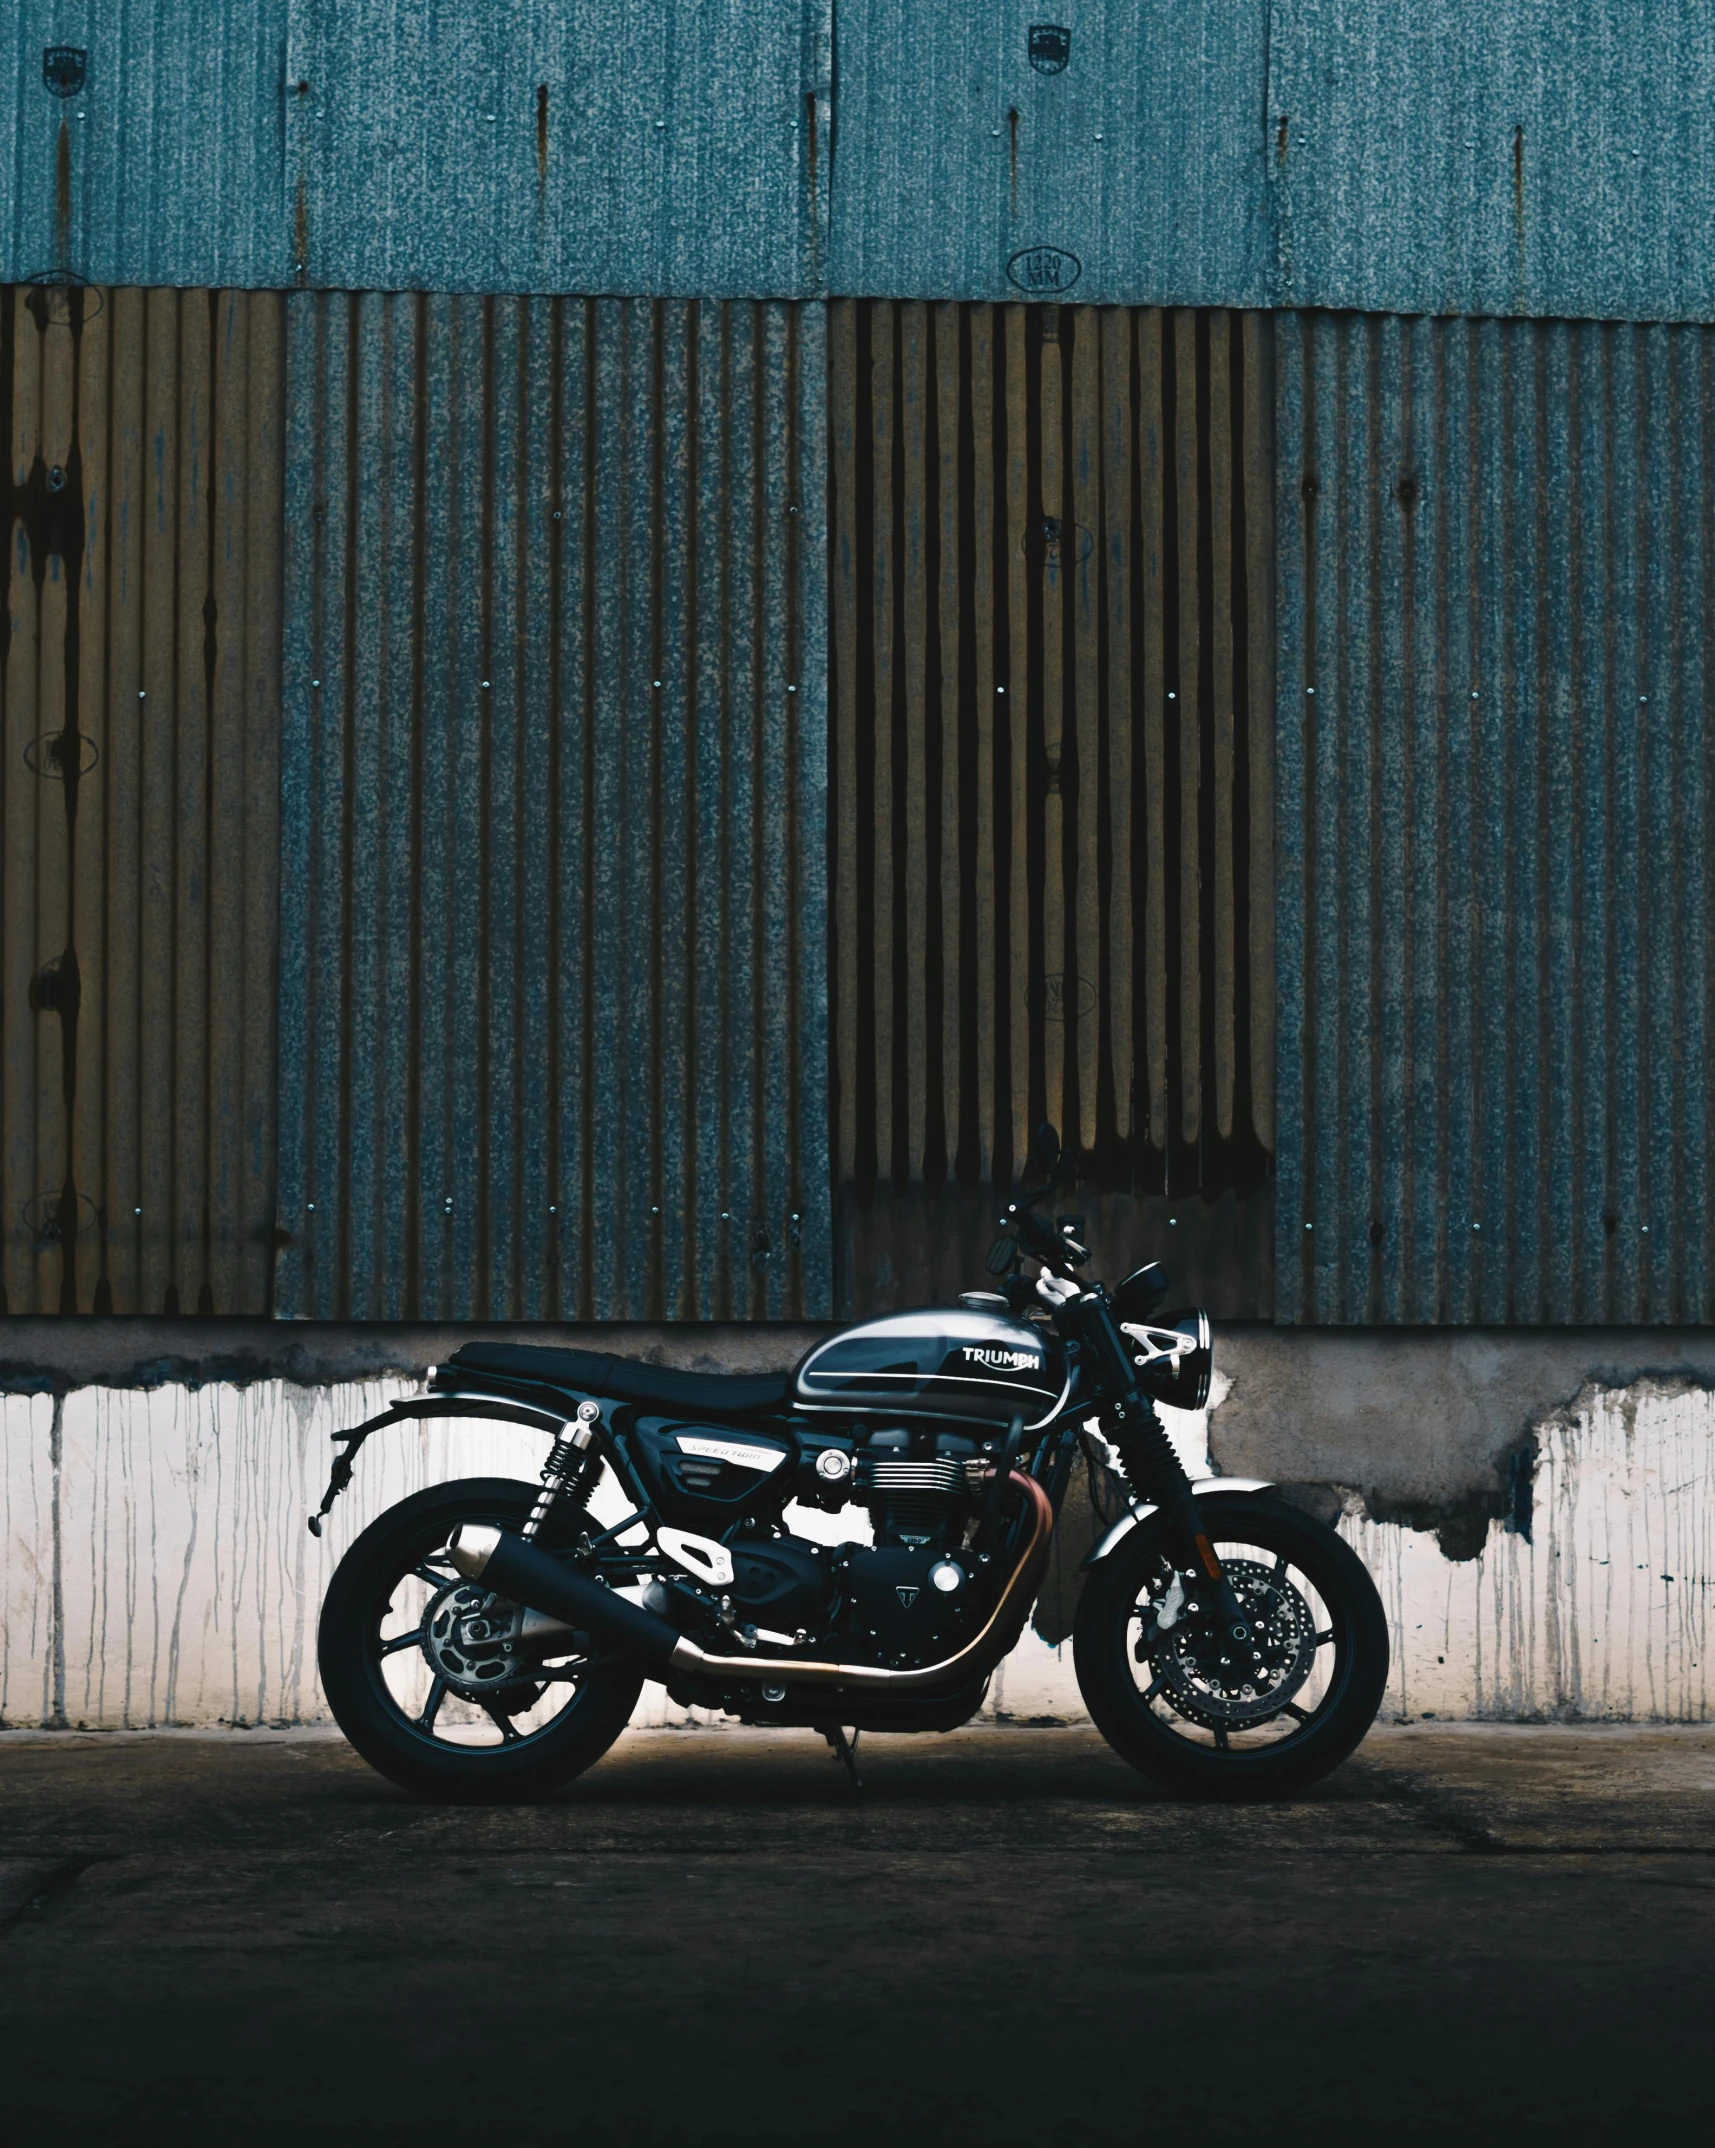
[2,1323,1711,1728]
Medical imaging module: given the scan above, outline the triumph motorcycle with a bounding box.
[312,1128,1389,1802]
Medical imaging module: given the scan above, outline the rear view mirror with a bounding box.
[986,1234,1017,1276]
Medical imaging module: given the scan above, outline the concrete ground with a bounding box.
[0,1725,1710,2146]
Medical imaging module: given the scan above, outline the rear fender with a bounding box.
[307,1393,573,1535]
[1080,1478,1274,1569]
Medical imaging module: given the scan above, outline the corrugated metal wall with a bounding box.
[828,3,1269,308]
[830,301,1275,1314]
[1267,0,1715,324]
[5,2,287,288]
[276,293,830,1322]
[1275,309,1715,1324]
[11,6,1715,325]
[282,0,830,297]
[1,282,282,1316]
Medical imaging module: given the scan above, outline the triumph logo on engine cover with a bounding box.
[896,1585,920,1609]
[961,1345,1042,1372]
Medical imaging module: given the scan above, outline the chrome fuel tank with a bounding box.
[794,1307,1068,1429]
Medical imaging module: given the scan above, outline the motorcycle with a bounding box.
[311,1126,1389,1802]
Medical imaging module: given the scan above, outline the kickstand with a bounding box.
[822,1726,863,1790]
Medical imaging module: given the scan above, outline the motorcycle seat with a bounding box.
[441,1340,794,1419]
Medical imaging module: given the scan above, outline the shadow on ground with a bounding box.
[1,1724,1711,2144]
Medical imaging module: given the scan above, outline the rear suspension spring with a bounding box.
[522,1403,604,1540]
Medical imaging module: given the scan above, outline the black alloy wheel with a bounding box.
[1073,1491,1390,1799]
[318,1477,644,1802]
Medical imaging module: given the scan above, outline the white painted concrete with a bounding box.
[1,1372,1707,1729]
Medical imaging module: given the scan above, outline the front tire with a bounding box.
[1074,1491,1389,1800]
[319,1477,645,1802]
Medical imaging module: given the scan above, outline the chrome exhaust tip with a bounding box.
[444,1523,501,1581]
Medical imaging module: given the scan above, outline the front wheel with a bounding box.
[318,1477,645,1802]
[1074,1491,1389,1800]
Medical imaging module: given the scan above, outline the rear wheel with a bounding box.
[1074,1491,1389,1800]
[318,1477,644,1802]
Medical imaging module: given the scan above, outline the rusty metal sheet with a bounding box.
[1275,309,1715,1323]
[276,294,830,1321]
[283,0,830,297]
[829,2,1271,307]
[3,3,288,288]
[0,282,282,1316]
[1267,0,1715,324]
[828,300,1276,1316]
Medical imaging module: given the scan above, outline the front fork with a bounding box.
[1106,1400,1253,1647]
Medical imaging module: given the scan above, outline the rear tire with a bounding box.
[319,1477,645,1802]
[1074,1491,1389,1800]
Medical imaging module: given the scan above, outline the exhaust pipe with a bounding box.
[445,1471,1053,1694]
[446,1525,684,1673]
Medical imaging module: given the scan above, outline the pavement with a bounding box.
[0,1723,1711,2146]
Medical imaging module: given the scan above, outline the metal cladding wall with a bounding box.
[10,6,1715,323]
[1275,309,1715,1324]
[282,0,831,297]
[828,3,1270,308]
[1267,0,1715,324]
[1,283,282,1317]
[5,2,287,288]
[830,301,1275,1315]
[276,293,830,1323]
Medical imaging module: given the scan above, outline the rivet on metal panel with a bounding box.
[651,1206,660,1216]
[549,1205,557,1214]
[1305,1223,1313,1231]
[138,690,146,700]
[481,680,490,689]
[307,1203,315,1211]
[312,678,320,688]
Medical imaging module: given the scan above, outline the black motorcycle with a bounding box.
[312,1127,1389,1802]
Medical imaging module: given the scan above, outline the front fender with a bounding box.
[1080,1478,1274,1569]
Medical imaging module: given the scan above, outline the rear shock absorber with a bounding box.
[522,1398,604,1540]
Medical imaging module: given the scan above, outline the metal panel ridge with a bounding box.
[277,293,831,1321]
[1276,309,1715,1324]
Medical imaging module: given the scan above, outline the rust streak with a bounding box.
[1008,108,1020,220]
[537,84,550,188]
[293,175,309,286]
[1276,114,1289,168]
[56,121,73,269]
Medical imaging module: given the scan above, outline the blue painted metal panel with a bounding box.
[283,0,830,297]
[3,0,288,287]
[1275,309,1715,1323]
[1267,0,1715,323]
[276,293,831,1320]
[828,2,1272,306]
